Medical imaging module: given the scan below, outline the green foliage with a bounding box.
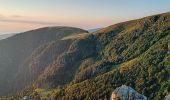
[0,27,87,96]
[0,12,170,100]
[51,12,170,100]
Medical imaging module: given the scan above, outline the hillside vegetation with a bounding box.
[0,12,169,100]
[48,12,169,100]
[0,27,88,95]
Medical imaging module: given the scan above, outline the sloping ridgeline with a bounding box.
[0,27,88,96]
[0,12,169,100]
[46,12,169,100]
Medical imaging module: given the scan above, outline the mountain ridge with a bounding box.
[49,12,170,100]
[0,26,88,96]
[0,12,169,100]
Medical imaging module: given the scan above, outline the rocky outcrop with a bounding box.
[110,85,147,100]
[165,93,170,100]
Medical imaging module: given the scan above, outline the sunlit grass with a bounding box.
[61,33,89,40]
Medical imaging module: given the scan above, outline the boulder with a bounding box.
[110,85,147,100]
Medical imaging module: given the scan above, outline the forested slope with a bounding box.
[48,12,170,100]
[0,27,87,95]
[0,13,169,100]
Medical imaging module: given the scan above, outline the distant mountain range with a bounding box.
[0,33,16,40]
[0,12,169,100]
[88,28,102,33]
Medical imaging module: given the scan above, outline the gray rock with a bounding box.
[110,85,147,100]
[165,93,170,100]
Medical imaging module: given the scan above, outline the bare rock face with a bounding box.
[110,85,147,100]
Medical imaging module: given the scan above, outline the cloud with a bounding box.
[0,14,60,25]
[0,14,5,19]
[0,19,60,25]
[10,15,25,18]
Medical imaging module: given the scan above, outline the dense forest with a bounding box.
[0,12,169,100]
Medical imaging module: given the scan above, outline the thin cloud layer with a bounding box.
[0,14,60,25]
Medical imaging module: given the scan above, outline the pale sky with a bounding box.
[0,0,170,34]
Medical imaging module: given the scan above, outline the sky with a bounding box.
[0,0,170,34]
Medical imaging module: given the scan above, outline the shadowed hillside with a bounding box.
[0,27,87,96]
